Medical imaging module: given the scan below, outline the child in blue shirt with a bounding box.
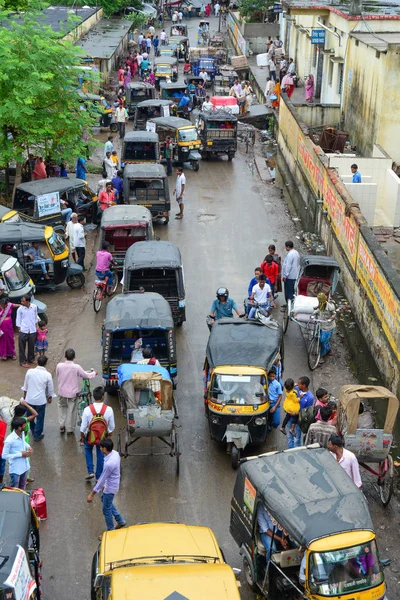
[267,370,283,430]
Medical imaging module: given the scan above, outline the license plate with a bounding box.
[189,146,194,149]
[207,141,213,146]
[139,203,152,207]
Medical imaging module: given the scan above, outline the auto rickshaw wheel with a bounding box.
[173,430,180,476]
[228,152,235,161]
[243,555,257,591]
[67,273,85,289]
[117,433,122,456]
[231,445,240,469]
[379,454,394,506]
[110,123,118,133]
[283,301,290,333]
[192,160,200,172]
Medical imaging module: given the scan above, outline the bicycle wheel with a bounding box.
[283,299,291,333]
[379,454,394,507]
[308,326,321,370]
[93,288,103,313]
[107,276,119,296]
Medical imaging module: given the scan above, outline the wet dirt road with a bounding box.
[2,17,399,600]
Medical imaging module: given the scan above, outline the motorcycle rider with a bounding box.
[95,242,114,287]
[248,274,275,319]
[209,288,242,323]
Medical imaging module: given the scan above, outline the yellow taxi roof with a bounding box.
[110,563,241,599]
[100,523,222,571]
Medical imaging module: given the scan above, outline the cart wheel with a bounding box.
[93,288,102,313]
[379,455,394,507]
[308,328,321,371]
[283,301,290,333]
[110,123,118,133]
[175,433,180,476]
[243,555,257,591]
[231,445,240,470]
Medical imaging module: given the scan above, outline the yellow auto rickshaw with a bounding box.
[91,522,241,599]
[148,116,202,171]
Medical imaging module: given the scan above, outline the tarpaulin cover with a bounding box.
[101,205,152,229]
[118,363,171,386]
[125,241,181,270]
[104,293,173,330]
[238,447,373,547]
[206,319,282,370]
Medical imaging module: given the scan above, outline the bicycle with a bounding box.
[305,316,322,371]
[93,267,118,313]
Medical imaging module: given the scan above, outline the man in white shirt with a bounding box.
[138,32,144,46]
[174,166,186,219]
[282,240,301,303]
[178,10,183,22]
[114,103,129,139]
[160,29,167,45]
[202,95,213,111]
[65,212,78,262]
[21,355,56,441]
[199,68,209,84]
[249,274,275,318]
[80,386,115,481]
[328,434,362,488]
[2,418,32,489]
[103,136,114,158]
[214,2,220,15]
[288,58,295,75]
[74,215,86,269]
[148,24,155,38]
[268,57,276,81]
[16,296,38,367]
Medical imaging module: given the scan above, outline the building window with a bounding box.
[355,40,359,46]
[328,60,334,86]
[337,63,344,95]
[313,44,318,68]
[376,50,380,58]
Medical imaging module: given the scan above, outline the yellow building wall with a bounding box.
[375,47,400,163]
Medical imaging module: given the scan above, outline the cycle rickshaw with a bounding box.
[282,255,340,369]
[338,384,399,506]
[117,363,180,475]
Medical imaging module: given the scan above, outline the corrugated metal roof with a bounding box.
[78,19,132,60]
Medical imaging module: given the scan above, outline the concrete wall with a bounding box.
[63,8,103,43]
[277,96,400,395]
[295,103,341,128]
[242,22,279,53]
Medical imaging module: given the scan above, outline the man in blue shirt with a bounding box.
[247,267,271,315]
[267,370,283,429]
[351,164,361,183]
[209,287,241,322]
[257,504,288,559]
[111,171,124,204]
[287,376,315,449]
[2,417,32,490]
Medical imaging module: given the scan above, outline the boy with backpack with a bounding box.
[80,387,115,482]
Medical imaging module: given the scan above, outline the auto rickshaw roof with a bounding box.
[0,489,32,584]
[136,99,174,108]
[124,163,167,179]
[169,35,188,42]
[100,205,152,228]
[16,177,86,196]
[0,205,11,218]
[104,292,174,330]
[110,563,240,599]
[239,447,373,547]
[300,255,341,270]
[125,241,182,270]
[123,163,166,178]
[78,90,102,101]
[160,82,188,90]
[149,116,195,130]
[339,384,399,435]
[0,221,50,243]
[127,82,155,90]
[199,110,238,122]
[123,131,159,142]
[0,253,19,270]
[206,319,282,370]
[118,363,172,386]
[154,56,178,65]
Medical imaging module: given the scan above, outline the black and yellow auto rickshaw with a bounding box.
[154,57,178,86]
[13,178,98,231]
[169,35,190,60]
[170,24,188,37]
[148,116,202,171]
[123,163,171,223]
[99,204,154,274]
[125,82,156,117]
[78,91,118,132]
[157,43,178,58]
[123,241,186,326]
[160,81,188,108]
[230,446,389,599]
[102,292,177,391]
[0,205,22,224]
[0,222,85,289]
[198,110,237,161]
[0,488,42,600]
[133,99,174,130]
[121,131,160,167]
[0,253,47,320]
[203,319,283,468]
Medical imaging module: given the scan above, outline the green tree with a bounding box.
[0,10,99,170]
[238,0,274,22]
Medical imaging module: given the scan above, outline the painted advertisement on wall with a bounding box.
[356,235,400,360]
[228,13,247,56]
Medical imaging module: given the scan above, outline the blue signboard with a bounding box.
[273,3,283,13]
[311,29,326,44]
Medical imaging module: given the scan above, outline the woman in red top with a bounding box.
[260,254,279,294]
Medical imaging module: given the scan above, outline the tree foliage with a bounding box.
[238,0,274,21]
[0,10,99,165]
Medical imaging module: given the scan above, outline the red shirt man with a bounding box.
[261,255,279,290]
[99,184,115,211]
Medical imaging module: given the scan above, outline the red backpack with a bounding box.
[86,404,108,446]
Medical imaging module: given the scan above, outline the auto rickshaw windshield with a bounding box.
[309,540,383,596]
[211,374,267,405]
[48,232,66,255]
[4,262,30,290]
[178,127,198,142]
[157,65,173,74]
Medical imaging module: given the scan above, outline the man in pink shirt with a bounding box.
[96,242,114,287]
[328,434,362,488]
[56,348,97,434]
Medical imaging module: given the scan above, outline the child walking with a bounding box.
[35,321,48,357]
[280,378,300,435]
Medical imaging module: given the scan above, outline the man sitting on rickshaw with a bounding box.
[24,242,52,279]
[257,504,289,559]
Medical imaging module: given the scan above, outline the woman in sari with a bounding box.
[0,297,19,361]
[264,77,274,107]
[271,81,281,110]
[305,74,314,103]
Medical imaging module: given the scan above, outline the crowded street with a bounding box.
[1,10,400,600]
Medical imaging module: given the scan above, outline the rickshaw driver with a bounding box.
[96,242,114,286]
[257,504,289,559]
[209,287,243,322]
[24,241,52,279]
